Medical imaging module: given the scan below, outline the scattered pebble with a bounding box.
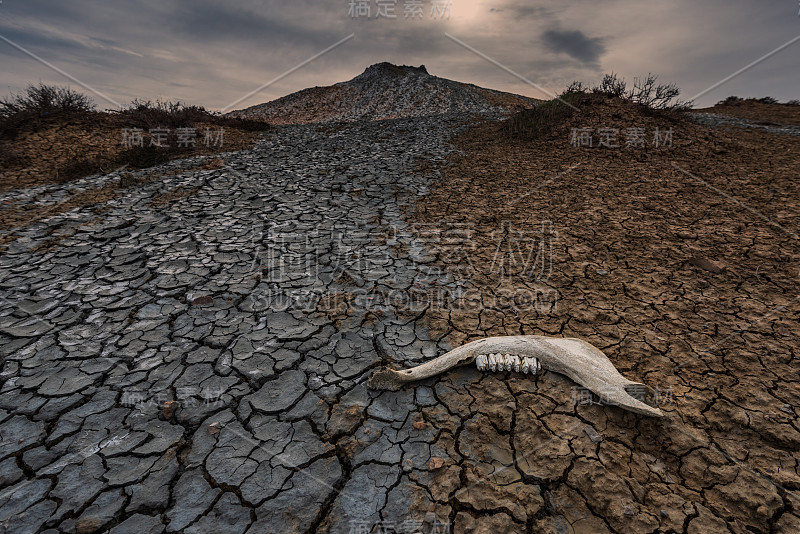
[583,425,603,443]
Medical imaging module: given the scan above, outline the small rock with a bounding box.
[208,422,220,435]
[660,510,668,518]
[756,505,767,516]
[202,158,224,170]
[623,503,636,516]
[429,457,445,470]
[413,421,426,430]
[780,404,793,414]
[583,425,603,443]
[163,401,178,419]
[596,269,609,276]
[688,255,725,274]
[191,296,214,306]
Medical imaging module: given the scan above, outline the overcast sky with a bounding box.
[1,0,798,111]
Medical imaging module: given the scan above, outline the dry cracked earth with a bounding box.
[0,106,798,534]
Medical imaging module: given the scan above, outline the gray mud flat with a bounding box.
[0,113,479,533]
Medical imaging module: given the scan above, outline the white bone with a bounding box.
[367,335,664,417]
[521,356,535,374]
[505,354,519,372]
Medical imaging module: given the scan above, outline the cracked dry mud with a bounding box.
[0,109,798,534]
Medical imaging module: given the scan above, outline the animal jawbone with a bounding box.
[367,335,664,418]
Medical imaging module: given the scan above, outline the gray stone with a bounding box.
[70,488,126,532]
[248,456,342,534]
[185,493,251,534]
[185,411,236,469]
[205,420,258,487]
[0,318,54,337]
[583,425,603,443]
[166,469,221,532]
[0,478,53,527]
[351,420,402,466]
[50,454,105,516]
[243,370,305,414]
[265,312,318,340]
[325,463,399,531]
[110,514,165,534]
[126,450,179,512]
[3,498,57,534]
[0,415,45,458]
[367,387,414,423]
[240,462,292,506]
[132,420,185,455]
[33,393,85,422]
[104,455,159,486]
[0,457,24,488]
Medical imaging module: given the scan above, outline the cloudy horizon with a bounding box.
[1,0,798,112]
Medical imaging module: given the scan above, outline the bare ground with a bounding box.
[0,113,262,192]
[405,98,800,532]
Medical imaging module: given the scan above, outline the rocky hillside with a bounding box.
[228,62,537,124]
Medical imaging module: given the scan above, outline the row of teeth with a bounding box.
[475,353,541,374]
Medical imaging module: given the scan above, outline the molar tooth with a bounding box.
[476,354,488,371]
[367,336,665,417]
[506,354,519,371]
[522,356,538,375]
[510,354,521,373]
[521,357,531,374]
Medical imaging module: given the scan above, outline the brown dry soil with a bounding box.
[696,101,800,126]
[0,113,260,248]
[0,113,261,192]
[403,98,800,533]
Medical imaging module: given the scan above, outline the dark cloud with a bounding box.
[541,29,605,64]
[162,0,343,48]
[514,6,552,17]
[0,0,796,109]
[488,2,556,18]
